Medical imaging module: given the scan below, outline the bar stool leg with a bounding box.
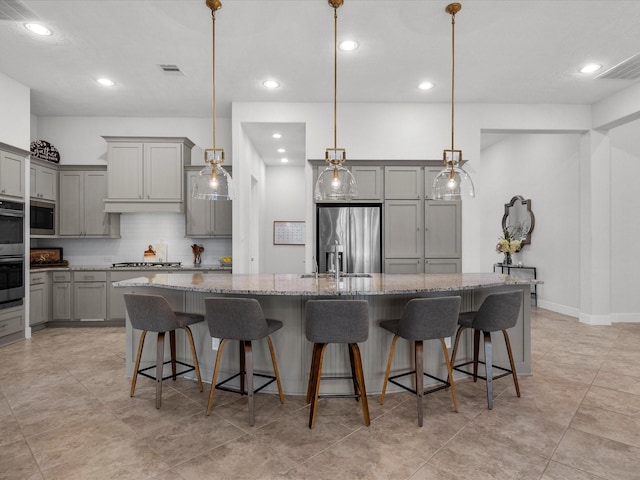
[380,334,399,405]
[306,343,322,404]
[244,341,255,426]
[169,330,177,381]
[155,332,165,409]
[239,341,246,395]
[502,329,521,397]
[440,338,459,413]
[473,329,480,382]
[348,345,360,401]
[130,330,147,397]
[309,343,328,429]
[182,326,203,392]
[450,326,464,369]
[206,338,227,416]
[266,335,285,404]
[483,331,493,410]
[415,340,424,427]
[349,343,370,427]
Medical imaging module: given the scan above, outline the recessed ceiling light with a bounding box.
[97,78,115,87]
[277,148,286,153]
[281,158,289,163]
[24,23,52,36]
[263,80,280,89]
[339,40,359,51]
[272,133,282,139]
[580,63,602,74]
[418,81,434,90]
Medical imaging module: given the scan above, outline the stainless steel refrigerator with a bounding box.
[316,204,382,274]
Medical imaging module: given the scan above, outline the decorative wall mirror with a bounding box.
[502,195,535,246]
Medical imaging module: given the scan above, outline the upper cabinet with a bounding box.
[59,167,119,237]
[185,168,232,237]
[351,166,383,200]
[30,159,57,201]
[384,166,422,200]
[103,136,194,213]
[0,146,26,199]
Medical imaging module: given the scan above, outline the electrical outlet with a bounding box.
[211,338,220,350]
[445,336,451,349]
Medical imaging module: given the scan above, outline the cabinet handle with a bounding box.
[1,189,5,193]
[0,324,6,331]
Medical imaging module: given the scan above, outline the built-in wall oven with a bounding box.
[0,200,25,308]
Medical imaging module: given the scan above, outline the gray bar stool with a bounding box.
[204,297,284,426]
[450,290,522,409]
[124,293,204,409]
[379,296,461,427]
[305,299,370,429]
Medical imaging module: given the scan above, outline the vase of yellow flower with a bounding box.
[496,228,521,265]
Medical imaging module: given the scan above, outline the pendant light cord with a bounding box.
[450,7,456,153]
[212,8,217,151]
[333,7,338,151]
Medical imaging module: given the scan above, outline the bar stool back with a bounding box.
[380,296,461,427]
[305,299,370,429]
[204,297,285,426]
[124,293,204,409]
[450,290,522,409]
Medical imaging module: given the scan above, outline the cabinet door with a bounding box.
[34,165,57,201]
[29,284,47,326]
[83,171,110,235]
[59,171,83,235]
[145,143,182,201]
[74,283,107,320]
[425,200,461,258]
[424,167,443,200]
[109,271,148,320]
[0,151,24,198]
[212,199,232,236]
[384,258,423,274]
[52,283,71,320]
[352,166,382,200]
[425,258,461,273]
[384,166,421,199]
[384,200,422,258]
[0,306,25,338]
[107,143,143,200]
[185,171,210,236]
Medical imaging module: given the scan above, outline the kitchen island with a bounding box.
[114,272,535,395]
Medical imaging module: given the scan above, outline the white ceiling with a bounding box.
[1,0,640,165]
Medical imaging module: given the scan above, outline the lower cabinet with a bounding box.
[109,271,149,321]
[52,271,71,320]
[29,272,50,326]
[0,305,25,345]
[73,271,107,321]
[384,258,424,274]
[424,258,461,274]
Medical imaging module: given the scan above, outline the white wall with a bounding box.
[0,72,30,149]
[479,133,582,315]
[263,166,306,274]
[610,118,640,321]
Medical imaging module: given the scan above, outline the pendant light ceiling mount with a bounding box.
[432,2,475,201]
[314,0,358,201]
[193,0,233,201]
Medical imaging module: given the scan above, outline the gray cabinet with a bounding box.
[384,200,423,258]
[384,166,422,199]
[103,136,194,213]
[0,305,25,345]
[52,271,71,320]
[29,272,50,326]
[424,167,443,200]
[185,170,232,237]
[30,161,57,201]
[0,149,25,199]
[425,200,461,258]
[108,271,148,321]
[425,258,461,273]
[59,169,116,237]
[351,166,383,200]
[73,271,107,321]
[384,258,424,274]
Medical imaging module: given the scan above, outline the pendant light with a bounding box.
[431,3,475,201]
[314,0,358,202]
[192,0,233,200]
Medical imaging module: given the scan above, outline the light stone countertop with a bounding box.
[113,272,541,297]
[29,264,231,273]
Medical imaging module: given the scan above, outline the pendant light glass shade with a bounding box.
[193,149,233,200]
[430,3,475,201]
[193,0,232,201]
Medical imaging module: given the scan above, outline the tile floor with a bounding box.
[1,308,640,479]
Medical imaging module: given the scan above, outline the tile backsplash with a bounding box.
[34,212,231,266]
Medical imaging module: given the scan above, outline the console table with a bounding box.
[493,264,537,306]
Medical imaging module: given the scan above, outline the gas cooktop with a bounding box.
[111,262,182,268]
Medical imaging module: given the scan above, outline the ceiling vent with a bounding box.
[159,64,184,75]
[0,0,38,21]
[597,53,640,80]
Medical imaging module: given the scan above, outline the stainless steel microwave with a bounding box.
[30,200,55,235]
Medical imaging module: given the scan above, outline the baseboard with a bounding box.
[536,300,580,318]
